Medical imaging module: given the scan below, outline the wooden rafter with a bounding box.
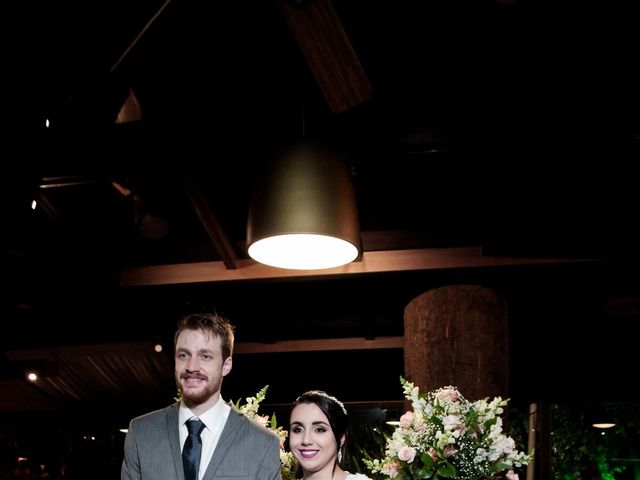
[119,247,603,286]
[182,176,239,269]
[278,0,373,112]
[235,336,403,354]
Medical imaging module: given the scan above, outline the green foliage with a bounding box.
[343,408,393,476]
[551,403,640,480]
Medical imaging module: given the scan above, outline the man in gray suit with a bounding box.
[122,313,281,480]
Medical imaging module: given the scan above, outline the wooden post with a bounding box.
[527,403,538,480]
[404,284,509,400]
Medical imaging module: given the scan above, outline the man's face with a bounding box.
[175,328,232,413]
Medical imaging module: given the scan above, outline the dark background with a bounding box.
[3,0,640,477]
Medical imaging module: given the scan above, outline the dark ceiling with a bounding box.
[3,0,640,412]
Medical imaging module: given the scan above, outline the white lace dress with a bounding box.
[346,474,373,480]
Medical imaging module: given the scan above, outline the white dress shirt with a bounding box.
[179,398,231,480]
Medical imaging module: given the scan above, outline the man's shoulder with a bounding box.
[130,402,178,427]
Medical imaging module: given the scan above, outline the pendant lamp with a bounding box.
[247,141,361,270]
[589,404,616,429]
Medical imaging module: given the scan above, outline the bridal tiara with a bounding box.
[298,390,347,416]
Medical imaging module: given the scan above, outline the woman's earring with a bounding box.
[338,447,343,463]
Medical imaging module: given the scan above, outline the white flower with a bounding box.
[442,414,462,430]
[253,414,269,427]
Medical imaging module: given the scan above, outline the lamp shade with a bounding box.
[247,142,361,270]
[589,404,616,429]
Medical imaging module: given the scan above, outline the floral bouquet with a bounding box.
[235,385,298,480]
[364,378,533,480]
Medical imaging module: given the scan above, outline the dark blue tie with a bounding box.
[183,419,205,480]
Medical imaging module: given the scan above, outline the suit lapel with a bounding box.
[166,403,185,480]
[202,407,243,480]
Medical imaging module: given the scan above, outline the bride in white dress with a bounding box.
[289,390,373,480]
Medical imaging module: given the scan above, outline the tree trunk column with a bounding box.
[404,284,509,400]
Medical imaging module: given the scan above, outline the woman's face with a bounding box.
[289,402,341,476]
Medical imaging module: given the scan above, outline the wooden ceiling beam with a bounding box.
[119,247,603,286]
[115,87,143,124]
[183,177,240,269]
[278,0,373,112]
[235,336,403,354]
[34,192,62,223]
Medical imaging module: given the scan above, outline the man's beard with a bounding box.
[177,374,222,408]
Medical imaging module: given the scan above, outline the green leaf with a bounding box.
[416,466,435,479]
[421,452,435,468]
[492,462,511,472]
[436,462,456,478]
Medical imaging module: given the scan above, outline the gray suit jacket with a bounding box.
[121,402,281,480]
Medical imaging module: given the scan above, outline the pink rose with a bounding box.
[428,447,439,460]
[506,470,519,480]
[444,445,458,457]
[400,411,414,428]
[398,446,416,463]
[436,387,459,403]
[384,462,400,478]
